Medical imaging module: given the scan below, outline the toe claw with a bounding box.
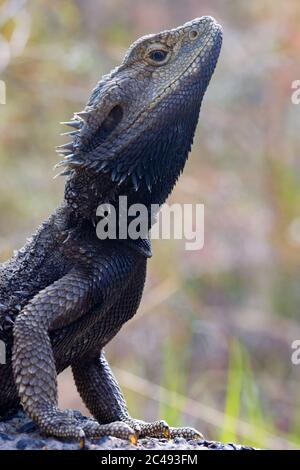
[194,430,204,440]
[79,430,86,449]
[129,433,138,445]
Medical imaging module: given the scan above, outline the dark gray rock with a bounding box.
[16,438,45,450]
[0,432,14,442]
[0,410,256,451]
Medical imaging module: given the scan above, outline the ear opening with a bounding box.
[101,105,123,133]
[82,105,124,153]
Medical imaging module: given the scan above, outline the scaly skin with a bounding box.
[0,16,222,443]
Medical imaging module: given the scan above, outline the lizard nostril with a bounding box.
[189,30,199,40]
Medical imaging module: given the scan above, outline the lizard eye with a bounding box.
[149,50,167,62]
[147,49,169,65]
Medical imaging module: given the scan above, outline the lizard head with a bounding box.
[57,16,222,206]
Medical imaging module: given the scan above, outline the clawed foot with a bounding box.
[82,419,138,446]
[124,417,203,441]
[34,407,138,448]
[35,407,203,447]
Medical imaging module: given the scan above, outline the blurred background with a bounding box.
[1,0,300,449]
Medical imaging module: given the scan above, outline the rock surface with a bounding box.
[0,410,255,450]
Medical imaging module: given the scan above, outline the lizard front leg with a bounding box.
[12,254,138,444]
[72,352,203,441]
[12,270,91,441]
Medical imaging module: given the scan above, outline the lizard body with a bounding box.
[0,16,222,443]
